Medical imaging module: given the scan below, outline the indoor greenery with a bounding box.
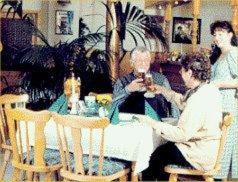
[0,0,167,110]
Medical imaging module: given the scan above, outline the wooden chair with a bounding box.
[164,113,233,182]
[5,108,62,181]
[0,94,29,180]
[52,112,131,181]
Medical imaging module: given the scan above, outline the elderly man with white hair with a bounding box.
[111,46,179,118]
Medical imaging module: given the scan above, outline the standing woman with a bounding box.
[210,20,238,180]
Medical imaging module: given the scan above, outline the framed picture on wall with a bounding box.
[55,10,74,35]
[172,17,201,44]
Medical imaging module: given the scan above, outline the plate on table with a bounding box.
[119,113,145,122]
[161,117,178,125]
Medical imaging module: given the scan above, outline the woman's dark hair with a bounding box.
[181,53,211,82]
[210,21,238,64]
[210,44,221,65]
[210,20,238,46]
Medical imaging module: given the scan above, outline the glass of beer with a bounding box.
[145,73,153,91]
[144,73,155,98]
[137,68,146,82]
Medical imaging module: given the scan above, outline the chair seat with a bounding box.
[165,164,211,176]
[71,154,131,176]
[23,148,61,166]
[24,149,131,176]
[166,164,195,170]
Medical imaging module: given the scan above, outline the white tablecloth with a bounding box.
[21,114,167,174]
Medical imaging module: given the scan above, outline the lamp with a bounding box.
[57,0,71,6]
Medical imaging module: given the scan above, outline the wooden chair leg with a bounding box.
[131,162,138,182]
[131,174,138,182]
[54,170,62,181]
[27,171,34,181]
[169,173,178,182]
[0,149,11,180]
[12,168,21,182]
[205,176,214,182]
[33,172,40,181]
[119,174,127,182]
[45,172,52,181]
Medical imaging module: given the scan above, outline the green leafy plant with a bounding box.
[1,1,112,110]
[1,0,22,18]
[103,1,168,63]
[1,0,168,110]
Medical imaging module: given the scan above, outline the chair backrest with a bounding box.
[5,108,51,171]
[213,112,233,171]
[51,112,109,180]
[0,94,29,148]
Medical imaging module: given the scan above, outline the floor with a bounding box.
[0,151,13,180]
[0,150,60,181]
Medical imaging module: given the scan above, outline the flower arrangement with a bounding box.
[96,94,112,117]
[96,94,112,107]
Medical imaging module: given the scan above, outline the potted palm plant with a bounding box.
[103,1,168,78]
[1,0,168,110]
[1,0,112,110]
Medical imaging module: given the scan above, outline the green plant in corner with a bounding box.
[0,1,112,110]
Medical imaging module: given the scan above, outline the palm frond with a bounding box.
[128,5,137,21]
[24,16,50,46]
[127,25,149,48]
[104,1,168,51]
[17,45,58,70]
[1,0,22,18]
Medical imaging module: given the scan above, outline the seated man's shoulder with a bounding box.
[151,71,168,84]
[114,72,134,85]
[151,71,166,79]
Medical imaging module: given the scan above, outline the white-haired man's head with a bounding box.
[130,46,151,73]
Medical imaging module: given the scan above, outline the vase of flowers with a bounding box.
[96,94,112,117]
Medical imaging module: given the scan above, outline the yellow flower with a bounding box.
[96,94,112,106]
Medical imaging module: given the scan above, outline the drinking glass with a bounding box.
[137,68,146,92]
[84,96,97,115]
[137,68,146,81]
[144,73,155,98]
[145,73,153,90]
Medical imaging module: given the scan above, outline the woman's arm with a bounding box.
[153,84,186,110]
[211,79,238,89]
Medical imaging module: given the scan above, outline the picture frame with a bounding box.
[55,10,74,35]
[172,17,201,44]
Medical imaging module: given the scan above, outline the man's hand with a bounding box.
[126,78,145,92]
